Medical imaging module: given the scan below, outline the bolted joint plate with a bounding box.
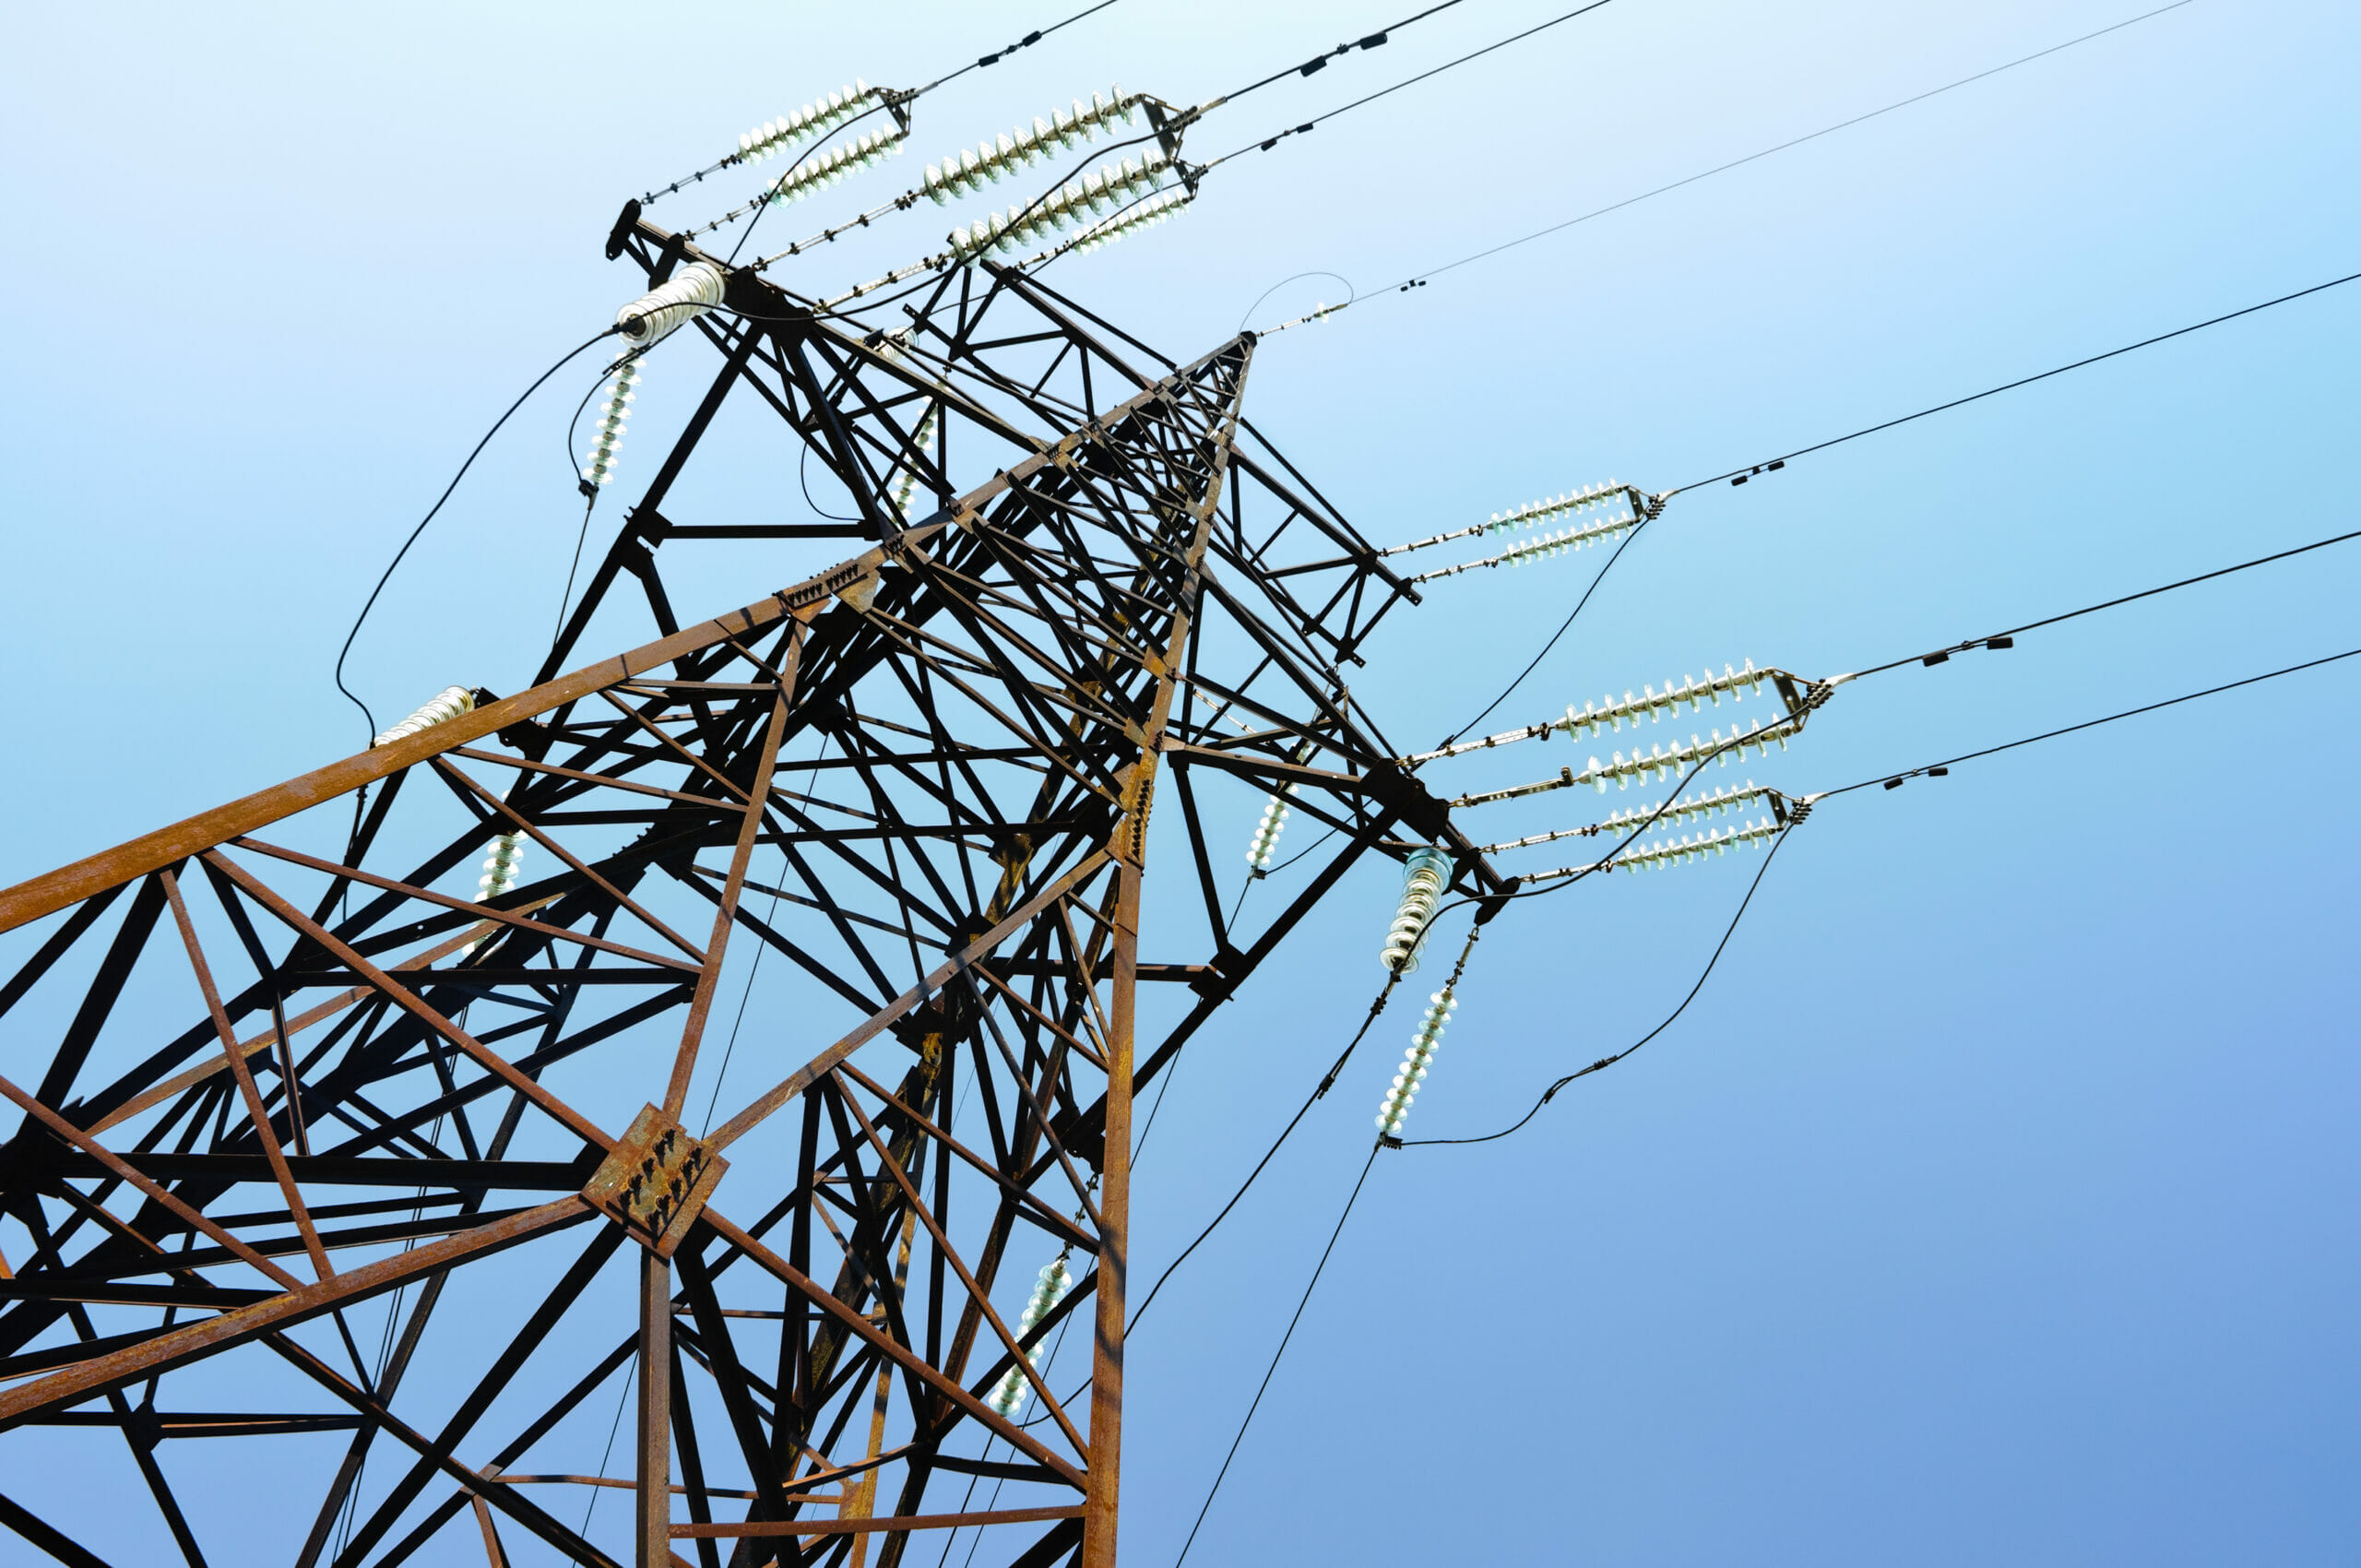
[582,1104,728,1258]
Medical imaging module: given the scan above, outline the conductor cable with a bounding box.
[333,326,622,746]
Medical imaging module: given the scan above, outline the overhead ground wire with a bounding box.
[1206,0,1619,167]
[1260,0,2203,332]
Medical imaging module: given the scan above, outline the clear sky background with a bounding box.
[5,1,2358,1562]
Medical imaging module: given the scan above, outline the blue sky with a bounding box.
[5,1,2358,1562]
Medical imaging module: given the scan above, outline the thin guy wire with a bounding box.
[702,734,836,1134]
[1171,1143,1382,1567]
[582,1365,635,1538]
[1264,0,2201,330]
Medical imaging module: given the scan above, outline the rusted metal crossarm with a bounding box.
[25,1409,366,1435]
[705,849,1109,1153]
[673,1504,1085,1538]
[230,837,699,973]
[0,1196,592,1429]
[492,1473,804,1503]
[699,1210,1089,1488]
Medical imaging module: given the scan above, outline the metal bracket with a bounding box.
[583,1104,728,1258]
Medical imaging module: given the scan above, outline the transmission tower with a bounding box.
[0,192,1520,1564]
[0,43,1873,1558]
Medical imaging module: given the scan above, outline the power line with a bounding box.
[1207,0,1619,167]
[333,326,621,746]
[1846,525,2361,680]
[1406,823,1797,1146]
[1829,644,2361,798]
[1170,1143,1382,1568]
[1210,0,1475,110]
[640,0,1135,208]
[1423,271,2361,764]
[1673,267,2361,493]
[1410,642,2361,1146]
[1262,0,2201,332]
[1432,505,1652,748]
[918,0,1133,96]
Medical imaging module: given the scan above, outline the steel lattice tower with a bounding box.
[0,219,1512,1566]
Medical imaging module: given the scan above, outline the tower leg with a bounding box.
[1080,858,1140,1568]
[637,1250,672,1568]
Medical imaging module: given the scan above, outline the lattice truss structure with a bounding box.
[0,222,1517,1568]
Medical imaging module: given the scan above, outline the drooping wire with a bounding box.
[1170,1142,1382,1568]
[1204,0,1619,167]
[332,326,621,746]
[1416,645,2361,1145]
[1261,0,2203,333]
[1406,822,1797,1146]
[1430,510,1650,751]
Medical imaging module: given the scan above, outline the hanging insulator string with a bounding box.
[1375,925,1479,1138]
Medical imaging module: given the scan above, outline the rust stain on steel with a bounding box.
[0,1196,592,1428]
[582,1105,727,1259]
